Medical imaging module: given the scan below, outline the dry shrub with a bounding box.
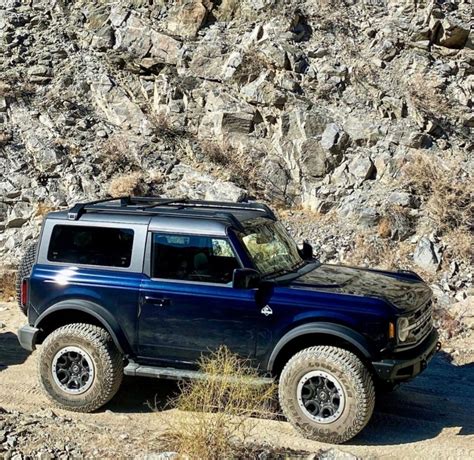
[108,172,144,197]
[377,217,392,239]
[378,205,416,241]
[441,227,473,268]
[165,346,276,459]
[232,48,275,85]
[345,235,412,271]
[400,154,472,233]
[35,202,56,217]
[433,306,464,340]
[100,135,136,174]
[345,235,396,269]
[199,139,261,193]
[0,131,12,147]
[407,73,463,128]
[0,271,16,301]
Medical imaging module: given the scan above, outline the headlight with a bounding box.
[397,317,410,342]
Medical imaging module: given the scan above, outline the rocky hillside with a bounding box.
[0,0,472,325]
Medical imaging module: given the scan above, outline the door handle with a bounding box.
[144,296,171,307]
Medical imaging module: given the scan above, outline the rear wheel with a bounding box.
[279,346,375,444]
[38,323,123,412]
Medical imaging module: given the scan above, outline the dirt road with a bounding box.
[1,301,473,459]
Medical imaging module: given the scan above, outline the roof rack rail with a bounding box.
[66,196,276,226]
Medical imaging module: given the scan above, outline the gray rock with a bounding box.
[167,0,210,38]
[413,237,441,273]
[7,202,33,228]
[150,31,182,65]
[436,19,470,49]
[320,123,348,154]
[348,154,376,182]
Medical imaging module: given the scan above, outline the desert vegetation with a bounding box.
[164,346,277,459]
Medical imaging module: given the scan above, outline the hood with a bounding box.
[289,264,432,312]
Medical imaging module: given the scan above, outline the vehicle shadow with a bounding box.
[106,376,180,413]
[350,351,474,446]
[0,331,30,372]
[106,351,473,446]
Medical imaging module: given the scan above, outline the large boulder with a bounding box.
[167,0,212,38]
[91,76,150,133]
[435,19,470,49]
[7,202,33,228]
[413,237,442,273]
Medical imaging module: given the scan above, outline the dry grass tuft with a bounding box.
[164,346,276,459]
[378,205,416,241]
[199,139,262,194]
[0,271,16,301]
[345,235,396,269]
[0,131,12,147]
[400,154,472,234]
[35,202,56,217]
[441,227,473,268]
[108,172,144,197]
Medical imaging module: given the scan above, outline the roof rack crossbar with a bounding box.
[68,197,127,221]
[67,196,275,225]
[81,205,244,230]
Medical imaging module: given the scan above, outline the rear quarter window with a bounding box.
[47,225,134,268]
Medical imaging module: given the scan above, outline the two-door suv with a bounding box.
[16,197,440,443]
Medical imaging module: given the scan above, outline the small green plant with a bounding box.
[164,346,276,459]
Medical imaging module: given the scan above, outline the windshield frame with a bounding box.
[238,218,305,278]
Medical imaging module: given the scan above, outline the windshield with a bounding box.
[240,219,304,277]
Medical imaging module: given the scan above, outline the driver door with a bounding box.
[138,232,266,365]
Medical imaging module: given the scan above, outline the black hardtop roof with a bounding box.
[53,196,276,230]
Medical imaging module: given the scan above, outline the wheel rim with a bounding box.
[52,346,95,395]
[297,370,345,424]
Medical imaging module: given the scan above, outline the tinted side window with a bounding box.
[48,225,134,268]
[152,233,239,284]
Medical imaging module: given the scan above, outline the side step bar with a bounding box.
[124,362,274,385]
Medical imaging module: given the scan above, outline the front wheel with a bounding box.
[279,346,375,444]
[38,323,123,412]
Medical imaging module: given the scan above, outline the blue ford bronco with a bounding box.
[16,197,440,443]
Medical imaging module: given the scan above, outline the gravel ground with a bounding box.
[1,301,473,459]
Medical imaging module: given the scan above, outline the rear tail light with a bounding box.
[21,279,28,307]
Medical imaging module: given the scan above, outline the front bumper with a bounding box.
[17,324,40,351]
[372,328,440,382]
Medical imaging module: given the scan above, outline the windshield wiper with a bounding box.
[269,260,320,282]
[264,260,306,279]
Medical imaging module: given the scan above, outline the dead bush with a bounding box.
[164,346,276,459]
[199,139,262,194]
[378,205,416,241]
[345,235,396,269]
[0,131,12,147]
[441,227,473,268]
[0,271,16,301]
[400,154,472,234]
[108,172,144,197]
[433,306,464,340]
[100,135,136,175]
[35,202,57,217]
[232,48,275,85]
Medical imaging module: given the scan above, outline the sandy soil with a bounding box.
[1,301,473,459]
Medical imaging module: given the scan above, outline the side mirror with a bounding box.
[232,268,261,289]
[300,241,313,260]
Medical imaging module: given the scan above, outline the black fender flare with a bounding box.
[34,299,132,355]
[267,322,374,373]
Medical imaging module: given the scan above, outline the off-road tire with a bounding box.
[279,346,375,444]
[16,242,37,315]
[38,323,123,412]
